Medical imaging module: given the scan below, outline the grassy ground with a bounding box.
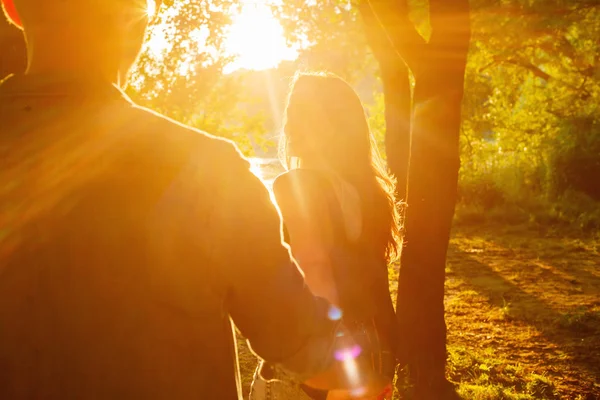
[236,224,600,399]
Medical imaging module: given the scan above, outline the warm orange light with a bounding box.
[147,0,157,18]
[223,0,296,72]
[2,0,22,28]
[143,0,297,73]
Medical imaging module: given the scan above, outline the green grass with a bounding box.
[236,225,600,399]
[446,345,559,400]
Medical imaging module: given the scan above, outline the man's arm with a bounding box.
[207,143,338,379]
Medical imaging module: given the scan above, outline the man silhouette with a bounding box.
[0,5,26,77]
[0,1,341,398]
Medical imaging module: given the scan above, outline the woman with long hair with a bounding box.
[249,72,401,400]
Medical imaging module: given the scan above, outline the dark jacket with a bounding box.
[0,74,336,399]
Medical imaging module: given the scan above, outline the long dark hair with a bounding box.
[280,71,402,262]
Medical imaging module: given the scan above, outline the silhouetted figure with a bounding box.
[0,7,26,77]
[250,72,400,400]
[0,1,342,398]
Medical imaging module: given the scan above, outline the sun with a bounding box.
[144,0,296,73]
[147,0,157,18]
[223,0,297,73]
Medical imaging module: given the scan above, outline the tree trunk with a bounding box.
[360,0,416,201]
[380,62,411,201]
[361,0,471,396]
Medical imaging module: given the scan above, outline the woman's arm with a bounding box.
[273,171,339,305]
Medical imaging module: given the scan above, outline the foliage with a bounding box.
[128,0,266,155]
[125,0,598,230]
[460,0,600,207]
[332,0,600,229]
[274,0,374,83]
[4,0,598,216]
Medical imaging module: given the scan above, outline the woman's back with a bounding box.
[273,169,396,326]
[251,71,400,400]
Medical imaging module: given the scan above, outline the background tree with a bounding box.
[461,0,600,207]
[3,0,600,396]
[360,1,471,397]
[277,1,471,395]
[128,0,268,154]
[276,1,599,393]
[276,0,372,82]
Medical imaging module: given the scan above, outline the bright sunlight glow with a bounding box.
[145,0,297,73]
[147,0,157,18]
[223,0,297,72]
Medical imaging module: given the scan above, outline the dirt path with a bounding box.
[443,226,600,399]
[238,226,600,399]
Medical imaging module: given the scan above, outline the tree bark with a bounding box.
[380,62,411,202]
[361,0,471,396]
[360,0,419,201]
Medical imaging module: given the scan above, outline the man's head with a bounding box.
[1,0,20,27]
[1,0,163,29]
[1,0,162,83]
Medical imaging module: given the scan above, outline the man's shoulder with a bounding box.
[119,105,249,172]
[126,103,244,164]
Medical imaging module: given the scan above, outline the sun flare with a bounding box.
[144,0,296,73]
[224,0,297,72]
[147,0,157,18]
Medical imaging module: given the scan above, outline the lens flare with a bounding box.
[334,344,362,362]
[342,357,360,387]
[328,305,343,321]
[334,344,365,396]
[350,387,367,397]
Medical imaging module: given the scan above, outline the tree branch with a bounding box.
[504,59,551,81]
[479,56,551,81]
[359,0,426,73]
